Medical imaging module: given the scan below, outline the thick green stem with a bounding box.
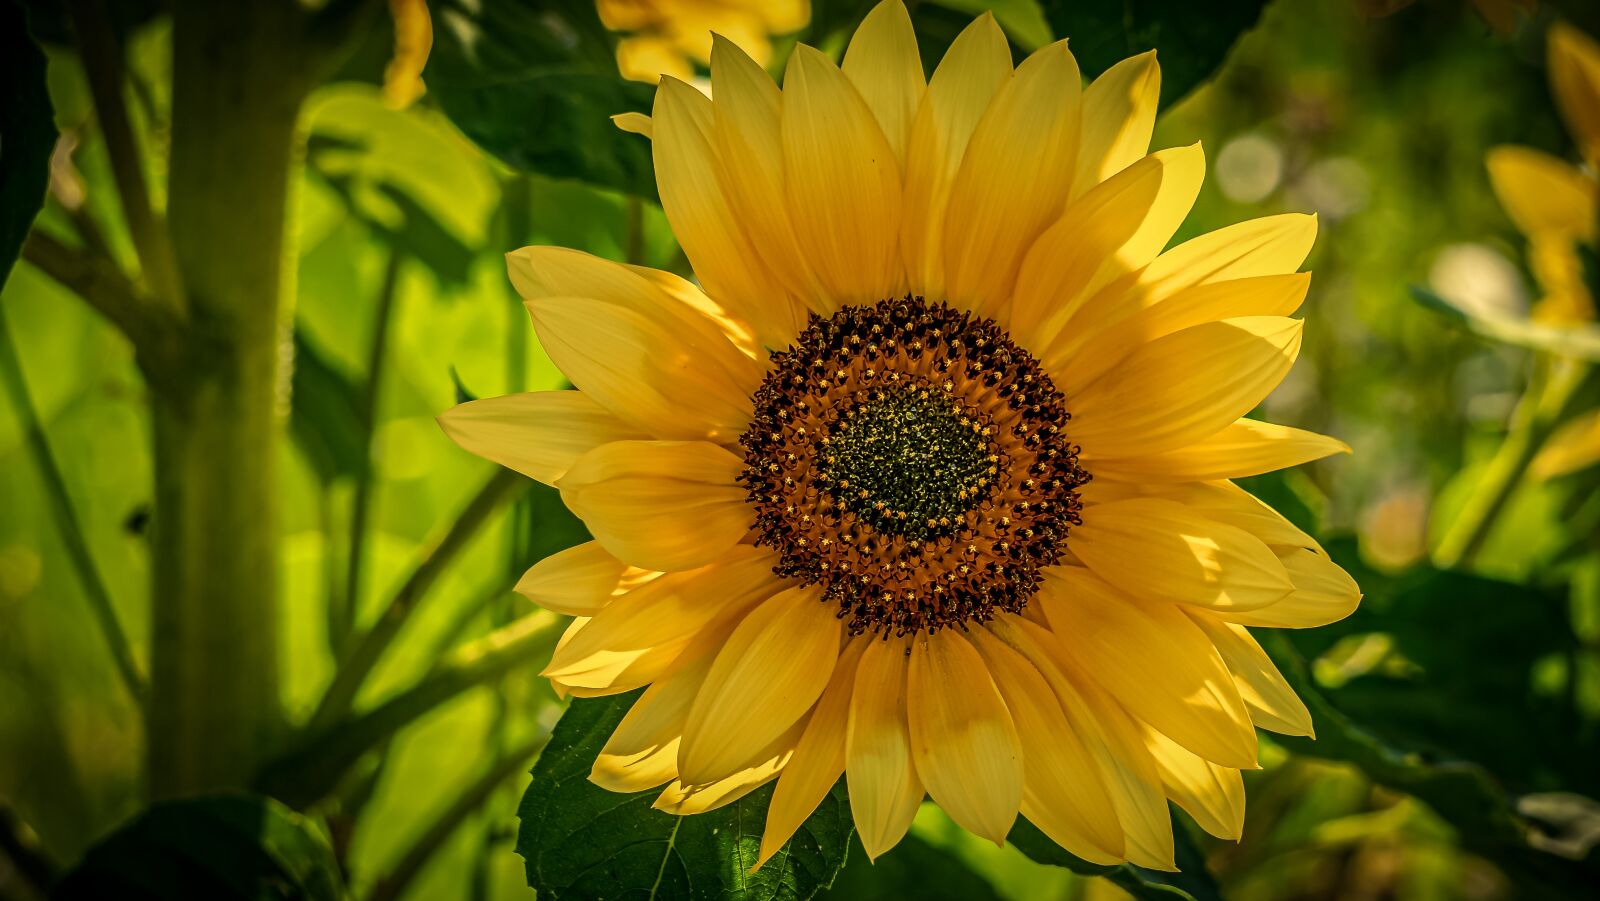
[145,1,313,796]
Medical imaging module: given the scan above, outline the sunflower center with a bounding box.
[740,296,1089,636]
[820,387,994,540]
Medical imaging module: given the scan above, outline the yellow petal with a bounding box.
[1219,548,1362,629]
[986,614,1176,869]
[1188,611,1314,738]
[1072,51,1160,199]
[545,616,693,699]
[757,640,868,869]
[899,12,1012,298]
[1142,726,1245,841]
[1058,273,1311,397]
[678,586,842,785]
[709,36,822,318]
[842,0,926,165]
[1140,213,1318,301]
[1550,21,1600,169]
[514,540,658,617]
[1089,479,1322,555]
[847,635,924,860]
[438,390,644,486]
[591,628,724,792]
[1071,316,1304,459]
[907,629,1023,845]
[1036,568,1260,769]
[1067,497,1294,612]
[1486,146,1597,240]
[654,77,800,347]
[542,546,778,688]
[943,40,1082,315]
[1534,408,1600,479]
[611,111,653,138]
[654,722,801,815]
[382,0,432,109]
[1008,153,1169,349]
[1092,418,1351,484]
[557,440,749,572]
[513,249,758,442]
[783,44,904,306]
[968,626,1124,863]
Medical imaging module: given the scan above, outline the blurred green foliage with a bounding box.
[3,0,1600,899]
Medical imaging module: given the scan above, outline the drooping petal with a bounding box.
[654,722,801,815]
[591,627,725,792]
[1072,51,1160,199]
[514,540,658,617]
[1070,317,1303,459]
[1486,145,1597,240]
[677,586,842,785]
[1550,22,1600,169]
[847,635,924,860]
[942,40,1082,315]
[1219,548,1362,629]
[557,440,749,572]
[757,640,868,868]
[1036,568,1260,769]
[899,12,1012,298]
[1091,418,1350,484]
[1067,498,1295,613]
[654,77,800,346]
[986,614,1176,870]
[542,546,779,689]
[968,626,1124,863]
[1142,726,1246,841]
[782,44,904,307]
[1138,213,1319,302]
[907,629,1023,845]
[438,391,645,486]
[1188,611,1314,738]
[842,0,926,165]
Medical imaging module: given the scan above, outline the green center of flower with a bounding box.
[818,387,994,540]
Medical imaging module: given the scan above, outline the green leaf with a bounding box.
[1037,0,1267,106]
[53,794,344,900]
[1410,285,1600,360]
[290,328,368,483]
[823,833,1004,900]
[428,0,658,199]
[517,691,854,900]
[0,0,57,291]
[1008,816,1221,901]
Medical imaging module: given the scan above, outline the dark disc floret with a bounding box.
[738,295,1089,636]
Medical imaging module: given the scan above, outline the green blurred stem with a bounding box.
[0,304,146,708]
[336,246,405,652]
[366,734,548,901]
[255,611,562,808]
[66,0,185,313]
[308,469,529,731]
[1434,361,1594,568]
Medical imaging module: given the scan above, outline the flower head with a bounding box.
[1486,22,1599,323]
[443,0,1360,869]
[599,0,809,82]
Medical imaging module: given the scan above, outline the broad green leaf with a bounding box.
[517,691,854,900]
[0,0,56,290]
[1008,816,1221,901]
[1411,285,1600,360]
[428,0,658,199]
[1038,0,1268,105]
[824,833,1004,900]
[53,794,344,900]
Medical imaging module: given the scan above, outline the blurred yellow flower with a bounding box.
[444,0,1359,869]
[599,0,809,82]
[383,0,433,109]
[1486,23,1599,324]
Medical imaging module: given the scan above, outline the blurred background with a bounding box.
[3,0,1599,898]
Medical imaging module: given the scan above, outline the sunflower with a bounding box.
[441,0,1361,870]
[599,0,809,82]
